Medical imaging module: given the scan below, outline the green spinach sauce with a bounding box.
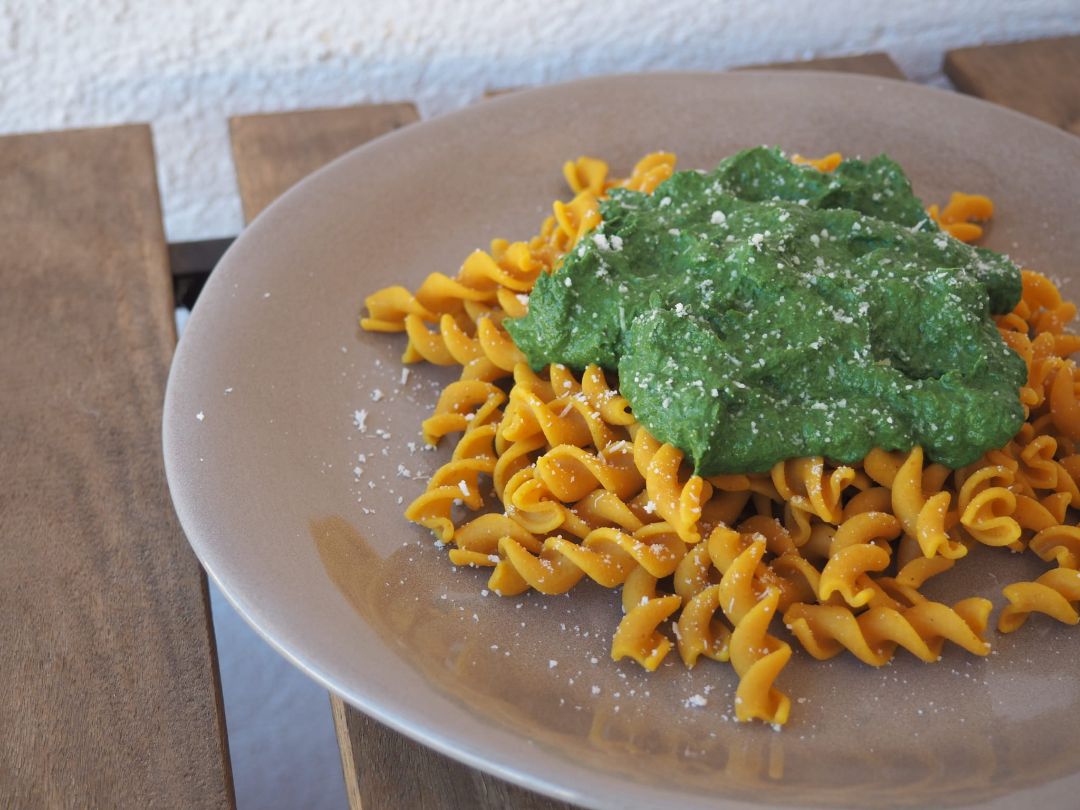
[505,147,1026,475]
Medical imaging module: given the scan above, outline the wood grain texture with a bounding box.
[945,35,1080,136]
[739,51,905,79]
[228,100,576,810]
[0,126,233,808]
[331,700,576,810]
[229,103,419,222]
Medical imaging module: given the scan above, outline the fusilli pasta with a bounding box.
[361,150,1080,727]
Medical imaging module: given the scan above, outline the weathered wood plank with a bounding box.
[0,125,234,808]
[330,699,575,810]
[228,100,575,809]
[739,51,905,79]
[945,35,1080,135]
[229,103,420,222]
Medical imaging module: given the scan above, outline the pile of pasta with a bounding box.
[361,152,1080,726]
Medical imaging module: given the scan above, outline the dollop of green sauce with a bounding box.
[505,147,1026,475]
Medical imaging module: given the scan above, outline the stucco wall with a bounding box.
[4,1,1079,241]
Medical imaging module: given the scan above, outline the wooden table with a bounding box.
[3,36,1078,809]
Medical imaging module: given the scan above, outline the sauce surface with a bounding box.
[506,147,1025,474]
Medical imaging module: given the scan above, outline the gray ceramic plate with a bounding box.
[164,72,1080,809]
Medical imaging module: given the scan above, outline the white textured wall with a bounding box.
[3,0,1079,241]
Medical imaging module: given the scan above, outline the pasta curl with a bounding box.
[720,544,792,725]
[998,569,1080,632]
[890,447,966,560]
[489,523,687,597]
[784,595,992,666]
[632,428,711,543]
[613,594,682,671]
